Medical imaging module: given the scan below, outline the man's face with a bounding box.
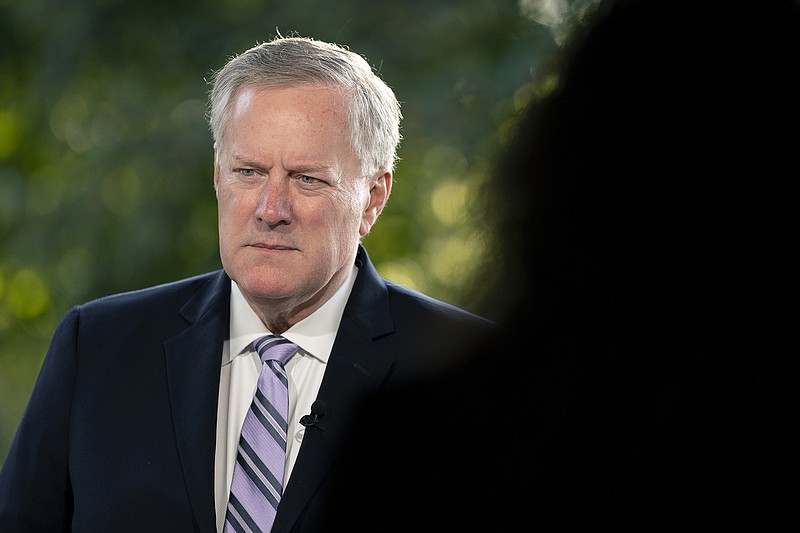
[214,84,390,325]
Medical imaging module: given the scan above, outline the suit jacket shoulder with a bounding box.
[78,270,228,324]
[345,245,496,379]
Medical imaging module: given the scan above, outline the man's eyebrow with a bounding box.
[290,163,336,175]
[229,153,336,175]
[230,153,266,169]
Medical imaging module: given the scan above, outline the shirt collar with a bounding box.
[224,266,358,365]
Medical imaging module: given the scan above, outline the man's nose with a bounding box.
[255,176,292,226]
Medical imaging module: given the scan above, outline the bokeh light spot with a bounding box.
[6,269,51,320]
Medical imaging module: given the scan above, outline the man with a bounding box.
[0,37,494,532]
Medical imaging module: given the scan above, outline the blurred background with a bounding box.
[0,0,597,462]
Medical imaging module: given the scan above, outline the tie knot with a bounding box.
[252,335,297,365]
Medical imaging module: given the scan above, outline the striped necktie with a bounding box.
[224,335,297,532]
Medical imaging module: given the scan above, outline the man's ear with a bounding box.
[360,170,392,236]
[212,143,220,193]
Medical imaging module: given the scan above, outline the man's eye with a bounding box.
[238,169,256,177]
[299,175,320,184]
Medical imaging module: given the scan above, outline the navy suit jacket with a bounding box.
[0,246,494,532]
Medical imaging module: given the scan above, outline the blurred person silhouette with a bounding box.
[322,0,799,530]
[0,37,494,532]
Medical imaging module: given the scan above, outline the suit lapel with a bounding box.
[273,246,396,531]
[164,271,230,533]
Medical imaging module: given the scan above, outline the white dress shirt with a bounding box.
[214,267,358,532]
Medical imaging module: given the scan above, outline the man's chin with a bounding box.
[240,281,296,302]
[228,264,295,295]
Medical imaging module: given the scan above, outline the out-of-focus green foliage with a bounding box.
[0,0,598,462]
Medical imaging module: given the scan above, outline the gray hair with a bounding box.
[207,36,402,175]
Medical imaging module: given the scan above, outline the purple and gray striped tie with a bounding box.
[224,335,297,533]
